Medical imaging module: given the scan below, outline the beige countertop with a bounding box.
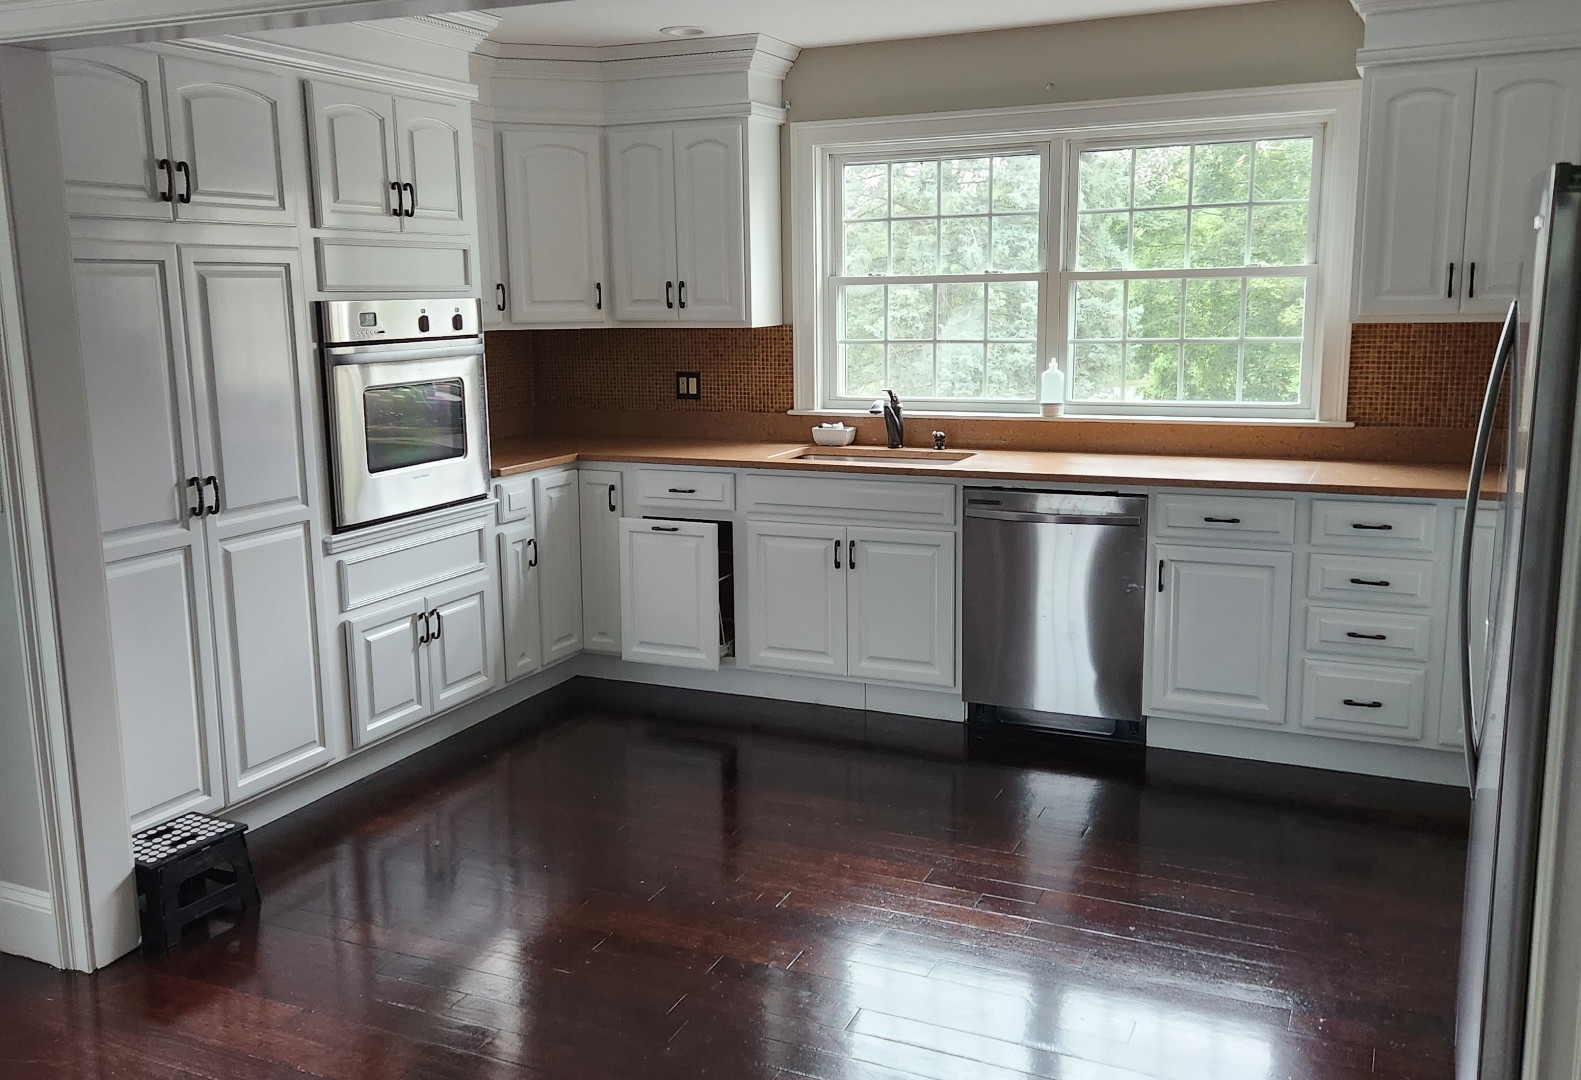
[491,435,1478,499]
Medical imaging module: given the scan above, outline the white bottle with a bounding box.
[1040,359,1065,417]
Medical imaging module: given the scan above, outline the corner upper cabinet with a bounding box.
[500,128,607,324]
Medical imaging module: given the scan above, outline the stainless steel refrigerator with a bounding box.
[1456,162,1581,1080]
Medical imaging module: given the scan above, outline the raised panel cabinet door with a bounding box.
[395,95,471,234]
[744,520,847,677]
[105,548,223,830]
[72,242,204,562]
[579,469,623,654]
[426,572,499,712]
[607,126,679,321]
[500,128,607,324]
[846,527,956,688]
[345,596,428,746]
[534,471,584,664]
[619,518,720,670]
[52,49,172,221]
[306,81,399,230]
[673,122,746,323]
[1461,55,1581,316]
[1148,544,1293,726]
[210,522,332,803]
[499,527,543,682]
[162,56,299,225]
[1355,64,1477,318]
[473,123,507,325]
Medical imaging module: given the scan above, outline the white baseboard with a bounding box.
[1147,716,1467,786]
[0,880,60,967]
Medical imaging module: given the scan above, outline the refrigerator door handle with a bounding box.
[1458,298,1519,790]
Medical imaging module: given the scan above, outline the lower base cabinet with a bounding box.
[619,517,721,670]
[499,524,543,681]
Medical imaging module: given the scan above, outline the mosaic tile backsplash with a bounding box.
[485,321,1500,432]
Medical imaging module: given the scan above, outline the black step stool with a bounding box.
[132,812,260,955]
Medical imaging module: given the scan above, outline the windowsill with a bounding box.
[789,409,1354,428]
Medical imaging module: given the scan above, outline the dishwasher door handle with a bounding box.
[966,508,1143,526]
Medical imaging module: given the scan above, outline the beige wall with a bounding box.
[783,0,1363,123]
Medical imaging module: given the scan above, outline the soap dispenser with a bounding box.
[1040,359,1066,417]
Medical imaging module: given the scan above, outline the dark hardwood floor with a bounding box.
[0,696,1469,1080]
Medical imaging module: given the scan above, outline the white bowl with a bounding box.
[812,426,857,447]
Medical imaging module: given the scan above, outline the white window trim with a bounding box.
[790,81,1362,423]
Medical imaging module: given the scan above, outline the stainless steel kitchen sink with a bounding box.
[775,447,976,465]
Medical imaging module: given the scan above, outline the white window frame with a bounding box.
[790,82,1361,423]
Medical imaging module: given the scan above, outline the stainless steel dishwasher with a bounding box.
[962,489,1148,740]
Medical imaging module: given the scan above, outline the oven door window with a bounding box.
[363,379,467,473]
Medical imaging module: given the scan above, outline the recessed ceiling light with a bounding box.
[659,25,709,37]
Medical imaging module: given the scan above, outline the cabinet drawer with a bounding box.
[1299,659,1427,742]
[636,469,735,510]
[1304,605,1433,662]
[1307,553,1435,608]
[337,519,488,612]
[742,473,955,525]
[494,478,534,524]
[1151,493,1296,543]
[1310,499,1438,552]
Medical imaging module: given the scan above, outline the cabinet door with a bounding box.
[607,127,679,321]
[427,572,499,712]
[674,122,746,323]
[474,123,507,326]
[1461,55,1581,316]
[1356,64,1476,318]
[395,95,470,235]
[499,526,543,682]
[162,56,298,225]
[346,596,428,746]
[846,527,956,688]
[306,81,399,230]
[534,471,584,664]
[619,518,720,670]
[52,49,172,221]
[744,521,847,677]
[1148,544,1293,726]
[500,128,607,324]
[579,469,623,654]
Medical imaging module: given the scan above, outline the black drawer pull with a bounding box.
[1346,631,1388,641]
[1203,516,1241,524]
[1351,522,1394,531]
[1342,698,1384,709]
[651,525,680,532]
[667,487,697,494]
[1350,577,1391,588]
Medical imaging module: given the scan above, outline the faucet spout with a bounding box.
[870,389,904,448]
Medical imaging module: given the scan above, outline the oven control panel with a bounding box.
[318,297,482,346]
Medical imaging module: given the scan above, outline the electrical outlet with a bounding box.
[676,371,701,400]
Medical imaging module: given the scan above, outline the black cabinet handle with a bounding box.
[495,283,505,312]
[668,487,696,494]
[834,539,842,569]
[202,475,220,517]
[1468,262,1477,300]
[607,484,617,513]
[678,280,687,309]
[651,525,679,532]
[1343,698,1384,709]
[1346,631,1388,641]
[402,182,415,217]
[175,160,192,204]
[430,608,441,640]
[665,281,674,309]
[186,476,204,518]
[417,611,430,645]
[158,159,174,202]
[1203,516,1241,524]
[526,537,538,568]
[848,540,857,569]
[1158,559,1165,592]
[1351,522,1393,531]
[595,282,603,310]
[1350,577,1390,588]
[1447,262,1455,299]
[390,181,402,217]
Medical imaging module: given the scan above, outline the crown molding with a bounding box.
[475,32,798,70]
[172,30,479,98]
[363,11,499,53]
[1356,30,1581,65]
[1350,0,1499,14]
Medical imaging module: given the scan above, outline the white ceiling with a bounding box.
[483,0,1272,50]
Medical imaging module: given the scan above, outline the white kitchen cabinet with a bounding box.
[499,525,543,682]
[307,81,471,235]
[846,527,955,688]
[501,128,608,324]
[473,123,506,325]
[1355,51,1581,318]
[346,595,429,743]
[579,469,623,654]
[426,572,498,711]
[745,521,847,677]
[1148,544,1293,726]
[607,127,679,322]
[53,48,300,226]
[619,518,721,670]
[534,470,584,664]
[673,122,746,323]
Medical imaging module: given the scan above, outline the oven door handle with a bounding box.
[324,341,485,366]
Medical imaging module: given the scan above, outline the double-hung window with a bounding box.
[796,87,1355,421]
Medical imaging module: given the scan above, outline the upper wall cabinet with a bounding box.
[473,123,506,325]
[1355,51,1581,319]
[53,48,300,226]
[500,127,607,325]
[306,81,472,235]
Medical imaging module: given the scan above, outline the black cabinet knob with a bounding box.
[451,313,464,331]
[418,314,430,333]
